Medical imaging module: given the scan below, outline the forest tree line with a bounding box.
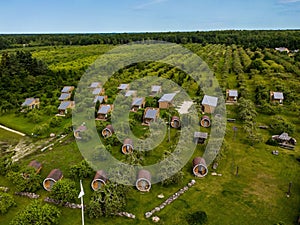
[0,30,300,50]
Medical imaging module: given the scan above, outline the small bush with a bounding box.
[186,211,208,225]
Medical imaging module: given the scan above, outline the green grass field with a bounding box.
[0,43,300,225]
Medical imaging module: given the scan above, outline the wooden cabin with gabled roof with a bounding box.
[201,95,218,114]
[61,86,74,93]
[122,138,134,154]
[170,116,181,128]
[89,82,102,89]
[58,101,75,115]
[270,91,284,104]
[136,169,151,192]
[43,169,63,191]
[58,93,71,101]
[92,87,105,96]
[158,93,176,109]
[125,90,137,97]
[131,97,145,112]
[74,123,87,140]
[143,108,160,125]
[118,83,129,91]
[192,157,208,178]
[91,170,108,191]
[93,95,107,104]
[150,85,162,96]
[226,89,238,103]
[102,125,114,138]
[21,98,40,110]
[97,104,113,120]
[194,132,208,144]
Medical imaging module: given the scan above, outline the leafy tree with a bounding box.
[69,160,94,179]
[7,166,42,192]
[0,192,16,214]
[10,200,61,225]
[49,116,63,128]
[0,153,15,176]
[87,183,128,218]
[186,211,208,225]
[50,179,78,205]
[237,98,257,122]
[269,116,295,135]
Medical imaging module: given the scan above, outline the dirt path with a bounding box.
[0,125,26,136]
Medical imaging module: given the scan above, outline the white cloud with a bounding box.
[134,0,168,10]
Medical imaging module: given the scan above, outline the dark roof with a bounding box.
[132,97,144,106]
[123,138,133,145]
[158,93,176,102]
[144,108,159,119]
[58,93,71,100]
[75,125,87,132]
[98,105,111,114]
[228,90,238,97]
[92,88,103,95]
[137,169,151,181]
[194,132,208,139]
[90,82,101,88]
[58,101,73,110]
[61,86,73,93]
[22,98,36,106]
[273,92,284,100]
[28,160,42,170]
[93,96,105,103]
[202,95,218,107]
[118,84,129,90]
[151,85,161,92]
[193,157,206,167]
[93,170,108,181]
[46,169,63,181]
[105,125,114,133]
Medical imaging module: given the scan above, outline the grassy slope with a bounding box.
[0,44,300,225]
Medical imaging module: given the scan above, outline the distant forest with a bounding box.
[0,30,300,50]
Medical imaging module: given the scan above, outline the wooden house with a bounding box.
[192,157,208,178]
[201,95,218,114]
[97,104,113,120]
[131,97,145,112]
[122,138,134,154]
[21,98,40,110]
[61,86,74,93]
[58,101,75,115]
[158,93,176,109]
[270,91,284,104]
[93,95,107,104]
[200,116,211,128]
[102,125,114,138]
[194,132,208,144]
[143,108,160,125]
[136,169,151,192]
[92,87,105,96]
[91,170,108,191]
[28,160,42,174]
[58,93,71,101]
[170,116,181,128]
[150,85,162,96]
[226,89,238,103]
[89,82,102,89]
[73,124,87,140]
[125,90,137,97]
[272,132,297,146]
[118,83,129,91]
[43,169,63,191]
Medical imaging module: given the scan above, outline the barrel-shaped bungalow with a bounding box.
[122,138,134,154]
[102,125,114,138]
[170,116,181,128]
[28,160,42,174]
[200,116,211,128]
[192,157,208,178]
[136,169,151,192]
[43,169,63,191]
[91,170,108,191]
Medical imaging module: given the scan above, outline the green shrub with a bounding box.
[186,211,208,225]
[0,192,16,214]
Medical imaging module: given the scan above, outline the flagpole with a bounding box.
[78,180,85,225]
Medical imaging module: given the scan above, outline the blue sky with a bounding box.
[0,0,299,33]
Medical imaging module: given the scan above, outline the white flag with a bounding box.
[78,180,85,198]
